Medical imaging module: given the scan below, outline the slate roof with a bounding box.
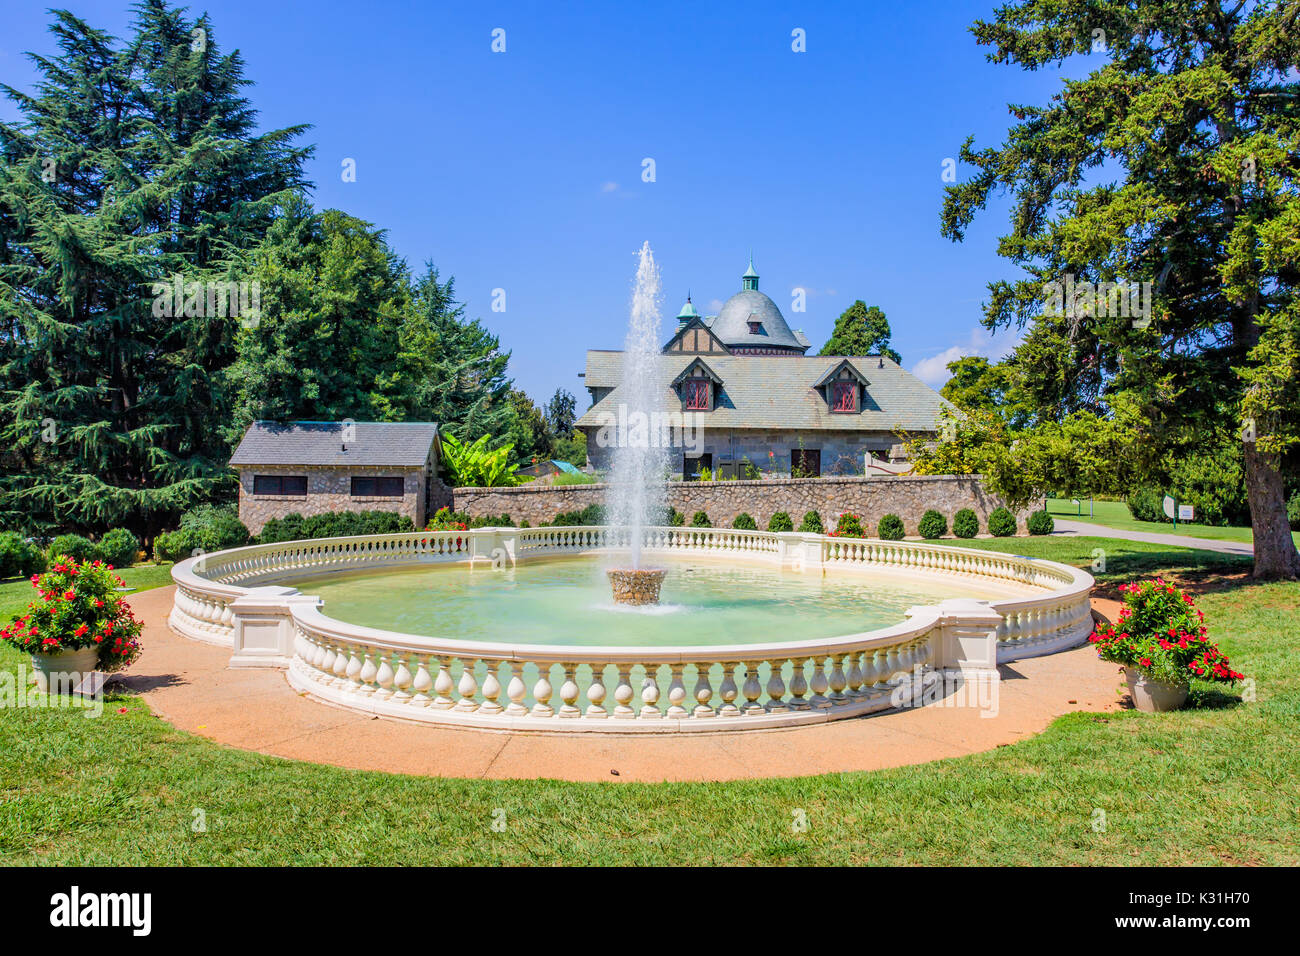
[229,421,439,467]
[576,352,950,432]
[709,289,807,352]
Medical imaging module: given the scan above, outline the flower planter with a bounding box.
[31,646,100,694]
[1124,667,1189,713]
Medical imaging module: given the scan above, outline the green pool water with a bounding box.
[283,556,987,647]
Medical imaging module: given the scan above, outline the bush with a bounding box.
[917,510,947,539]
[690,510,712,528]
[180,503,251,551]
[0,532,46,579]
[798,510,823,534]
[1127,487,1168,523]
[666,507,685,527]
[155,527,203,562]
[257,510,414,544]
[988,507,1017,537]
[468,513,514,528]
[767,511,794,533]
[550,503,605,527]
[732,512,757,530]
[953,508,979,539]
[48,534,97,563]
[97,528,140,567]
[1289,491,1300,531]
[1027,510,1055,535]
[877,514,905,540]
[832,512,865,537]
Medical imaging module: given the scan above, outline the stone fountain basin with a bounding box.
[606,567,668,606]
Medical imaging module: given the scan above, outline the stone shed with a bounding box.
[229,421,446,534]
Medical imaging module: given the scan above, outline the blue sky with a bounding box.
[1,0,1089,404]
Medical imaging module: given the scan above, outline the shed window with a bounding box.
[351,476,405,497]
[252,475,307,496]
[832,381,857,412]
[684,379,710,410]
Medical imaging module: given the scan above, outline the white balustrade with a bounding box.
[171,525,1096,731]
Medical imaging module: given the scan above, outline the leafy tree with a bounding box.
[820,301,902,362]
[941,356,1032,427]
[0,1,309,537]
[942,0,1300,577]
[504,389,550,463]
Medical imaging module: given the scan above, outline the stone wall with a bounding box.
[237,464,428,535]
[453,475,1027,535]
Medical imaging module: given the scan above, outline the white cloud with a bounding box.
[912,346,967,388]
[910,325,1023,389]
[600,181,619,193]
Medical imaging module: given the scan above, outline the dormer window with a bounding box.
[684,379,710,410]
[832,381,857,412]
[748,320,764,335]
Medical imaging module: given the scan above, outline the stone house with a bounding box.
[229,421,446,534]
[576,258,952,478]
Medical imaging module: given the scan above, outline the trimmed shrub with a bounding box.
[550,503,605,527]
[48,534,97,563]
[180,503,252,551]
[917,510,947,539]
[257,510,414,544]
[155,527,203,562]
[1027,510,1055,535]
[877,513,905,540]
[97,528,140,567]
[468,513,514,528]
[953,508,979,539]
[690,510,712,528]
[988,507,1017,537]
[798,510,823,534]
[767,511,794,533]
[732,512,757,530]
[1127,487,1168,523]
[833,512,865,537]
[0,532,46,579]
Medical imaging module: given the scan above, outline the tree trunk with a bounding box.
[1244,442,1300,579]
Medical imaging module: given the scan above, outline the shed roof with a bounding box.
[229,421,439,467]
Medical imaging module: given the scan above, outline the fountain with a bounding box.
[605,241,669,605]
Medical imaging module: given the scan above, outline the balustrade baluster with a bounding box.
[480,661,504,714]
[358,648,379,696]
[692,664,714,717]
[639,665,662,718]
[559,665,581,717]
[586,664,609,718]
[612,667,636,718]
[666,665,688,717]
[717,663,741,716]
[765,659,788,713]
[411,656,433,704]
[455,659,479,711]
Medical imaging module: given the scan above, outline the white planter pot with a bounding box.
[30,646,100,694]
[1125,667,1189,713]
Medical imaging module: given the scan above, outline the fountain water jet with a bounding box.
[605,242,669,604]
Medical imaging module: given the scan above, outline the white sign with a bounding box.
[1178,504,1194,521]
[1162,495,1176,520]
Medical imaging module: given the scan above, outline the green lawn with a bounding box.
[1,545,1297,865]
[1045,496,1300,548]
[0,562,175,622]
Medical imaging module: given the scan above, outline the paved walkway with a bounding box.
[1052,519,1254,557]
[121,586,1125,783]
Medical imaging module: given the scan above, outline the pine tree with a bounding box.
[942,0,1300,578]
[0,1,308,537]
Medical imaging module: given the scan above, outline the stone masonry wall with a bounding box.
[453,475,1028,535]
[237,465,427,535]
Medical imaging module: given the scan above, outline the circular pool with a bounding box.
[169,526,1096,733]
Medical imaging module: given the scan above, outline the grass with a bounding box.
[1045,496,1300,547]
[1,545,1297,865]
[0,562,175,622]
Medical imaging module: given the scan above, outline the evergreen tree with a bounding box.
[942,0,1300,578]
[227,202,409,431]
[819,301,902,362]
[0,1,308,536]
[544,388,577,439]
